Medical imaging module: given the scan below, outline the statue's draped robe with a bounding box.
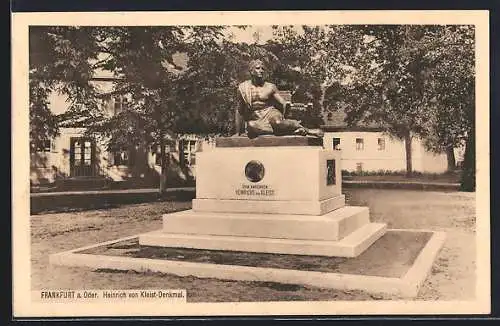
[237,80,284,135]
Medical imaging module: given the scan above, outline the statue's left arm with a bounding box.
[271,84,291,114]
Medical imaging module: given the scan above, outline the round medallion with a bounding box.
[245,160,265,183]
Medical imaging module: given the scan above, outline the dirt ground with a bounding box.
[30,189,476,302]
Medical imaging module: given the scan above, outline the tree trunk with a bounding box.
[460,133,475,192]
[404,131,413,177]
[319,84,327,119]
[158,135,168,195]
[446,146,456,172]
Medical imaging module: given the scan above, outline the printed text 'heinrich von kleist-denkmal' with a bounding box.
[33,289,187,303]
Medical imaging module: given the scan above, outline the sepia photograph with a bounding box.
[12,10,490,317]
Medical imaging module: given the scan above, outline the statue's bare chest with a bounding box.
[250,84,274,102]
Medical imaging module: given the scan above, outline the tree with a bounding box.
[177,36,285,136]
[270,24,474,180]
[269,25,424,175]
[38,26,288,192]
[267,25,367,128]
[338,25,446,176]
[419,26,475,176]
[29,26,102,151]
[80,26,227,193]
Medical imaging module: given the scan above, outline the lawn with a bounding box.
[30,189,476,302]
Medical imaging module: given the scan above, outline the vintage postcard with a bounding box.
[12,10,490,317]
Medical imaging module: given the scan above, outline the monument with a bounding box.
[234,59,324,139]
[50,59,446,298]
[139,59,386,256]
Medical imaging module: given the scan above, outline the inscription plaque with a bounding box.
[245,160,265,183]
[327,159,336,185]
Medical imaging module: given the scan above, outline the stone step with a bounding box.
[139,222,387,258]
[192,195,345,216]
[160,206,369,241]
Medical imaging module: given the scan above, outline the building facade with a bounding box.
[30,76,216,187]
[322,129,455,173]
[30,126,215,186]
[322,108,463,174]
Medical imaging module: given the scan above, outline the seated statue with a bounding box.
[235,59,324,139]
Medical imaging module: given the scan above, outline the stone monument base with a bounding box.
[138,205,386,257]
[138,137,385,258]
[192,195,346,215]
[139,223,386,258]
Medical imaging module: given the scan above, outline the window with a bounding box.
[356,162,363,173]
[355,138,364,151]
[100,96,110,111]
[113,150,129,166]
[113,148,134,166]
[113,96,128,115]
[333,138,341,150]
[180,140,197,167]
[82,141,92,166]
[377,138,386,151]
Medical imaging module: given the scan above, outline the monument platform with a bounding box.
[50,229,446,298]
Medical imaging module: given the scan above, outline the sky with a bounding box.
[225,25,306,44]
[225,26,277,44]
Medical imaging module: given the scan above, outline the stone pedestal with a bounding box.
[139,136,386,257]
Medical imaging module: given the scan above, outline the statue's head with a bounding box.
[249,59,265,80]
